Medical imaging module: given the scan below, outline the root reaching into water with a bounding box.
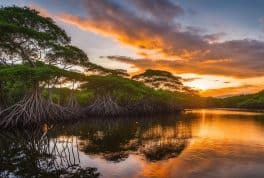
[87,95,125,116]
[66,93,80,111]
[0,89,72,128]
[128,101,154,115]
[86,95,180,117]
[127,100,181,116]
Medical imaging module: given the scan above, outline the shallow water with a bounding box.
[1,109,264,178]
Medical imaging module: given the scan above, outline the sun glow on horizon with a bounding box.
[179,74,264,97]
[180,73,241,90]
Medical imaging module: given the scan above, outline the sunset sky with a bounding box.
[2,0,264,97]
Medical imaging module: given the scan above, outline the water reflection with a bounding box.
[0,127,100,178]
[1,109,264,178]
[53,115,193,163]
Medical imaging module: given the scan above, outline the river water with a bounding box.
[1,109,264,178]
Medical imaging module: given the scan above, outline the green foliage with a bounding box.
[0,62,87,83]
[80,75,199,109]
[47,45,89,68]
[0,6,70,66]
[42,87,71,103]
[84,62,128,76]
[1,81,27,105]
[76,90,93,105]
[217,90,264,109]
[1,5,262,120]
[82,75,153,104]
[0,6,69,43]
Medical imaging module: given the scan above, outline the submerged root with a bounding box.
[86,95,125,117]
[0,89,73,128]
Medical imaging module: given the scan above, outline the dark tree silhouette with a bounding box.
[0,6,70,66]
[133,69,196,94]
[0,7,90,127]
[0,126,100,178]
[0,63,87,127]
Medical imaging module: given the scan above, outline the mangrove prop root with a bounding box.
[87,95,126,116]
[0,89,73,128]
[130,101,154,114]
[86,95,179,116]
[66,93,80,111]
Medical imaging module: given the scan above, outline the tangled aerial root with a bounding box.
[0,89,73,128]
[86,95,180,117]
[66,93,80,111]
[87,95,126,117]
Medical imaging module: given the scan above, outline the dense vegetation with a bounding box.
[213,90,264,109]
[0,6,198,127]
[0,6,263,128]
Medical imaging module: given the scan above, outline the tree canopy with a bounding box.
[0,62,87,85]
[0,6,92,69]
[0,6,129,75]
[84,62,128,77]
[0,6,72,66]
[47,45,89,68]
[82,75,151,101]
[132,69,196,94]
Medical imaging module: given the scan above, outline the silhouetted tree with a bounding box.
[0,7,91,126]
[0,6,70,66]
[132,69,196,94]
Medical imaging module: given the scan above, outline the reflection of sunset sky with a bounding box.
[44,109,264,178]
[52,109,264,178]
[2,0,264,96]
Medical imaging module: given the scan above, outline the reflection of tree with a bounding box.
[62,115,193,162]
[0,126,100,178]
[0,115,196,177]
[67,119,139,162]
[139,120,192,161]
[142,142,186,161]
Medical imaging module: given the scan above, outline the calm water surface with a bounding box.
[1,109,264,178]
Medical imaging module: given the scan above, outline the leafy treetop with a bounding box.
[0,62,87,83]
[132,69,196,94]
[0,6,71,66]
[84,62,128,77]
[47,45,89,69]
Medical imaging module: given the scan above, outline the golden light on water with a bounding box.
[3,109,263,178]
[136,109,264,178]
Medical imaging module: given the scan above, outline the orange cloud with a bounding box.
[58,13,168,59]
[106,56,263,78]
[106,56,264,96]
[55,0,264,79]
[28,1,264,96]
